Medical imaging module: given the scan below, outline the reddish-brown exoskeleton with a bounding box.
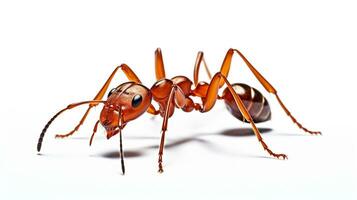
[37,48,321,174]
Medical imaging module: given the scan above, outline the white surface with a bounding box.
[0,0,356,199]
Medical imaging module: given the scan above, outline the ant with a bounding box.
[37,48,321,174]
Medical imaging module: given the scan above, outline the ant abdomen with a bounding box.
[222,83,271,123]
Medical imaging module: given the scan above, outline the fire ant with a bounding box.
[37,48,321,174]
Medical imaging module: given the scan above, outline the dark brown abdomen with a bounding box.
[222,83,271,123]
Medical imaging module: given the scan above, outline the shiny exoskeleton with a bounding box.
[151,77,271,123]
[37,48,321,174]
[223,83,271,123]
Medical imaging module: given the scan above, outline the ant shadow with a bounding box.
[96,127,273,159]
[98,137,211,159]
[220,127,272,137]
[100,150,143,158]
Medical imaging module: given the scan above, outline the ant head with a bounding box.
[100,82,152,139]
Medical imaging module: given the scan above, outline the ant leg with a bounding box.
[157,85,186,173]
[218,49,321,135]
[55,63,158,139]
[149,48,167,115]
[89,120,100,146]
[37,100,106,152]
[147,104,160,116]
[193,51,212,86]
[155,48,166,80]
[199,73,287,159]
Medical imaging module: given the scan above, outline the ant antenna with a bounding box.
[37,100,106,152]
[118,107,125,175]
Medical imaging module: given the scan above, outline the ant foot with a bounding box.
[309,131,322,135]
[55,134,70,139]
[273,153,288,160]
[300,125,322,135]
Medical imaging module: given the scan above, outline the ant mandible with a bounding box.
[37,48,321,174]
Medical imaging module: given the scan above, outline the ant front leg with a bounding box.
[199,72,287,160]
[219,49,321,135]
[37,100,106,152]
[157,85,186,173]
[55,64,158,139]
[89,120,100,146]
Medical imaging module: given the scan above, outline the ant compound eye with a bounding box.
[131,94,142,108]
[108,88,116,97]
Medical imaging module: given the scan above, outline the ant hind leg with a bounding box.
[218,49,321,135]
[198,72,287,160]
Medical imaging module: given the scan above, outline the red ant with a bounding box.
[37,48,321,174]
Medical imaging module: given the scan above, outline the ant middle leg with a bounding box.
[155,48,166,81]
[193,51,212,86]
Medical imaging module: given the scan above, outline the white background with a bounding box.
[0,0,356,199]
